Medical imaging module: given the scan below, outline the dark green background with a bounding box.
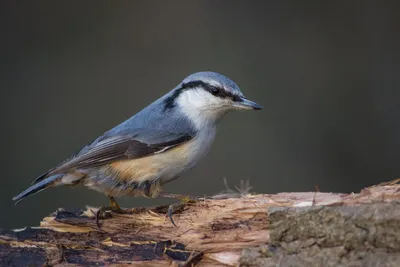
[1,1,399,228]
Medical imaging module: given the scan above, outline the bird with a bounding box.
[13,71,262,225]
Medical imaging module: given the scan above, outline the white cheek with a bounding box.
[185,89,219,109]
[177,89,228,129]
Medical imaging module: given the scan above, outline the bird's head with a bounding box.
[165,71,262,129]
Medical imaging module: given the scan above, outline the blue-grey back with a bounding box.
[107,87,196,135]
[74,86,196,157]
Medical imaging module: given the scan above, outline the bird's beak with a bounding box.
[233,97,263,110]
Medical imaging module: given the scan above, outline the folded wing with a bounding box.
[31,128,194,184]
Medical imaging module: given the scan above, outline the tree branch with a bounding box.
[1,180,400,266]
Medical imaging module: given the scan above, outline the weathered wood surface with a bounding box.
[1,180,399,266]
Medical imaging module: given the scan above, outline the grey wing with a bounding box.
[31,129,193,184]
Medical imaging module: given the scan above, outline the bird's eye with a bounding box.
[210,86,220,95]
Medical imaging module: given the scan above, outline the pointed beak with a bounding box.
[233,97,263,110]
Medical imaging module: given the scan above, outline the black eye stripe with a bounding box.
[206,85,221,96]
[209,86,219,95]
[163,80,240,110]
[206,86,231,98]
[181,80,238,100]
[181,80,208,89]
[231,94,242,102]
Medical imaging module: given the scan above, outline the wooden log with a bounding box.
[1,179,399,266]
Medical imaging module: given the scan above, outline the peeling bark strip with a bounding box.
[0,227,194,266]
[0,180,399,266]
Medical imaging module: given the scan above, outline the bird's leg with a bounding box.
[159,192,198,227]
[109,196,121,210]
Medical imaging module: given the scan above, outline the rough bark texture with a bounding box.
[1,180,399,266]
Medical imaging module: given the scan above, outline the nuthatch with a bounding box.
[13,71,261,225]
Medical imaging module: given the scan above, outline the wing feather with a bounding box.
[32,129,193,184]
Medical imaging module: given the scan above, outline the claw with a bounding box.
[167,204,178,227]
[96,208,102,229]
[95,196,122,230]
[161,194,199,227]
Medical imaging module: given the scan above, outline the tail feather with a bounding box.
[13,174,63,204]
[30,170,51,185]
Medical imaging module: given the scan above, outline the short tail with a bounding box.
[13,174,63,204]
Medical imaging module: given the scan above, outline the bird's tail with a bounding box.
[12,174,63,204]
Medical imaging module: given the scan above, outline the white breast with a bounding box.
[158,126,216,184]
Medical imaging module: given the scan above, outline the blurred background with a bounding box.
[1,1,399,228]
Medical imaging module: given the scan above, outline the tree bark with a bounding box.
[1,180,399,266]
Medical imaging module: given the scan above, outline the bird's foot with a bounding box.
[159,192,198,227]
[179,195,197,204]
[95,206,134,229]
[159,192,197,203]
[95,196,131,229]
[166,202,180,227]
[94,206,123,229]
